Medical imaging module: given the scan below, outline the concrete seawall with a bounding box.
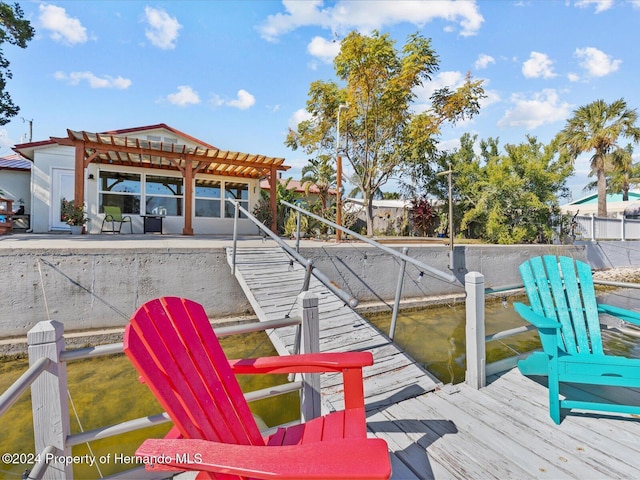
[0,234,605,338]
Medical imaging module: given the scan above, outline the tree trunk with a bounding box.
[365,195,374,236]
[597,166,607,217]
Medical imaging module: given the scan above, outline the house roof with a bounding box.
[14,123,288,179]
[260,178,337,195]
[566,191,640,205]
[0,152,30,171]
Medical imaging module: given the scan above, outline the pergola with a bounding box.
[52,129,289,235]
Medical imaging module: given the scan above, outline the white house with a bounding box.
[13,124,288,234]
[0,153,30,214]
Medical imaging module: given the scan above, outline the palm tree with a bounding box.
[608,144,640,201]
[300,155,336,211]
[558,98,640,216]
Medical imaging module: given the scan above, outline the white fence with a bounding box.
[573,214,640,241]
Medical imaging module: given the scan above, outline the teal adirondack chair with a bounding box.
[514,255,640,424]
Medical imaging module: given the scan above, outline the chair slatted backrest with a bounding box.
[124,297,264,446]
[520,255,603,355]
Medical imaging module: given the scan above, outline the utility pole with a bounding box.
[21,118,33,142]
[437,163,454,270]
[335,104,349,242]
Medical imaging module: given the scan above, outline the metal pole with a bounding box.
[389,247,408,340]
[448,163,454,270]
[437,163,454,270]
[336,104,348,242]
[302,259,314,291]
[295,210,301,253]
[232,201,239,275]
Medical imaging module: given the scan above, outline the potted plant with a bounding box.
[61,198,87,234]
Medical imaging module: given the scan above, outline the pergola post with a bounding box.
[182,158,194,235]
[270,165,278,233]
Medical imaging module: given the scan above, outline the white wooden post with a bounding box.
[465,272,486,389]
[591,213,596,241]
[298,291,321,421]
[28,320,72,479]
[621,214,626,241]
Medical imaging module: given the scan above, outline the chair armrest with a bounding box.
[598,303,640,326]
[230,352,372,410]
[514,303,561,330]
[135,438,391,480]
[229,352,373,374]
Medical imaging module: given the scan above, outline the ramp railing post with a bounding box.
[298,291,321,421]
[232,200,239,275]
[389,247,409,340]
[28,320,72,480]
[295,210,301,253]
[465,272,486,389]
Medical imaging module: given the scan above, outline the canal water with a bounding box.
[0,331,299,479]
[1,289,639,478]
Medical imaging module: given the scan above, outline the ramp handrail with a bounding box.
[281,200,458,284]
[227,198,358,308]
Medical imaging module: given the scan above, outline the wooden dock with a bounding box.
[227,246,441,411]
[228,246,640,479]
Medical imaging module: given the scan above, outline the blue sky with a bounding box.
[3,0,640,201]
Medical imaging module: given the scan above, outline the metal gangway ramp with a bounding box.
[226,245,441,411]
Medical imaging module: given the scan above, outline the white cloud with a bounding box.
[227,89,256,110]
[258,0,483,42]
[144,6,182,50]
[574,0,614,13]
[39,4,88,45]
[567,72,580,82]
[498,89,571,130]
[575,47,621,77]
[54,71,131,89]
[167,85,200,106]
[288,108,313,130]
[475,53,495,70]
[522,52,556,79]
[307,36,341,64]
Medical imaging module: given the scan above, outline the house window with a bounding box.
[195,180,221,217]
[145,175,183,216]
[99,172,141,214]
[224,182,249,219]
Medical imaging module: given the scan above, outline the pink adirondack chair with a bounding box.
[123,297,391,480]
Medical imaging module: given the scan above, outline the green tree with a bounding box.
[300,154,336,211]
[411,134,572,244]
[404,133,482,237]
[557,98,640,216]
[286,30,484,235]
[0,2,34,125]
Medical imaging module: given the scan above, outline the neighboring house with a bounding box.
[260,178,338,206]
[560,191,640,217]
[344,197,411,235]
[0,153,30,216]
[13,124,288,234]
